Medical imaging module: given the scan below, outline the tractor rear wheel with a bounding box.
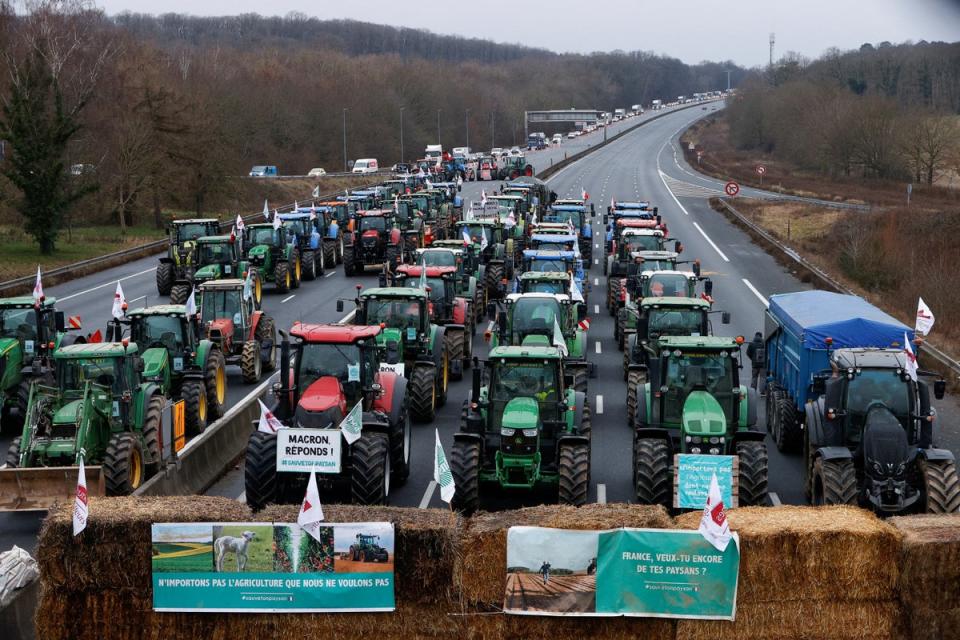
[445,330,465,381]
[274,260,291,293]
[450,440,480,514]
[2,379,31,435]
[205,349,227,419]
[622,340,631,380]
[607,278,621,315]
[156,263,173,295]
[241,340,263,383]
[390,412,411,487]
[626,369,647,428]
[291,254,302,289]
[558,443,590,506]
[633,438,671,507]
[323,239,337,270]
[351,432,390,505]
[569,365,589,393]
[182,381,207,436]
[408,364,437,422]
[737,440,769,506]
[142,395,164,474]
[5,437,20,467]
[244,430,278,511]
[104,432,146,496]
[920,458,960,513]
[774,396,801,454]
[170,284,191,304]
[342,248,356,276]
[437,351,449,407]
[256,316,277,372]
[302,250,317,281]
[485,263,504,300]
[812,458,857,506]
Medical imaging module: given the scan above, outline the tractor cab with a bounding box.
[392,266,459,320]
[280,211,323,246]
[157,219,222,296]
[0,297,72,365]
[352,287,430,364]
[495,293,567,348]
[544,203,594,239]
[639,297,715,340]
[316,201,355,228]
[126,306,195,375]
[338,193,378,211]
[528,233,579,254]
[187,235,243,290]
[199,280,255,346]
[629,250,680,273]
[489,195,525,218]
[516,271,572,296]
[521,250,584,282]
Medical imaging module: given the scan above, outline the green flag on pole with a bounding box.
[434,429,455,503]
[339,401,363,444]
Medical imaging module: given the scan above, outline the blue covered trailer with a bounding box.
[763,290,914,452]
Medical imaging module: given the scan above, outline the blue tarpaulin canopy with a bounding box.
[768,290,913,349]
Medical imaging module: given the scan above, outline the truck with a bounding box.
[651,100,663,111]
[631,104,642,114]
[614,108,626,119]
[762,290,958,514]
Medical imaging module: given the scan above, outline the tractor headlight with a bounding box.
[709,447,720,455]
[691,436,702,444]
[522,429,538,437]
[690,447,702,454]
[501,428,515,437]
[709,437,720,444]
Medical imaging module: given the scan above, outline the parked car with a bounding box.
[308,168,327,177]
[249,165,278,177]
[352,158,379,174]
[490,147,504,158]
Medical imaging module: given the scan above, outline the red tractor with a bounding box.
[342,210,404,276]
[197,279,277,383]
[389,265,473,379]
[244,323,410,508]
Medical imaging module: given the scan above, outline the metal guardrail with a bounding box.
[714,197,960,379]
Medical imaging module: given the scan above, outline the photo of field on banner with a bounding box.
[151,521,394,612]
[505,526,739,619]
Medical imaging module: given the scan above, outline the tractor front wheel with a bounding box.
[351,432,390,505]
[302,250,317,281]
[291,254,302,289]
[142,394,164,474]
[812,457,857,506]
[205,350,228,419]
[737,440,769,506]
[920,458,960,513]
[241,340,263,383]
[774,396,801,454]
[275,260,291,293]
[390,412,411,487]
[182,381,208,436]
[342,248,356,276]
[5,437,20,467]
[633,438,671,507]
[323,239,337,270]
[156,263,173,295]
[244,430,278,511]
[408,365,437,422]
[626,369,647,427]
[104,432,146,496]
[569,365,589,394]
[445,330,465,381]
[170,284,191,305]
[256,317,277,372]
[450,439,480,514]
[558,443,590,506]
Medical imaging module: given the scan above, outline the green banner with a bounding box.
[505,526,738,620]
[676,454,735,509]
[152,522,395,612]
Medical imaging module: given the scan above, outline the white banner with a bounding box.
[276,428,342,473]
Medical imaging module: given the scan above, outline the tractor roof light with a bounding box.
[735,336,744,345]
[825,336,834,346]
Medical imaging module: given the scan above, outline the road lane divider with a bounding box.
[692,222,730,262]
[419,481,438,509]
[595,395,604,414]
[742,279,769,307]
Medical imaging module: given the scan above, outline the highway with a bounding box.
[3,98,958,546]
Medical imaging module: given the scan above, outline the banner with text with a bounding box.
[276,428,342,473]
[505,526,739,619]
[675,454,736,509]
[152,521,394,612]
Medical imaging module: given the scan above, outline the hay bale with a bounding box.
[890,514,960,610]
[457,503,673,605]
[37,496,251,591]
[460,607,675,640]
[259,504,460,604]
[899,606,960,640]
[676,601,901,640]
[674,506,900,603]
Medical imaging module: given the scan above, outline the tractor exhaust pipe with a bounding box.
[277,330,292,416]
[471,359,482,406]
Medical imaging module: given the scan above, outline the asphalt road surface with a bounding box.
[4,98,958,554]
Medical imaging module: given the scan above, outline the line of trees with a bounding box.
[0,2,748,253]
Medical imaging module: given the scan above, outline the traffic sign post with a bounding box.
[725,181,740,197]
[756,165,766,186]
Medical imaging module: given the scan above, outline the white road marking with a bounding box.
[57,267,157,301]
[593,278,599,286]
[595,341,601,354]
[594,259,598,265]
[769,492,782,506]
[324,271,335,278]
[597,483,607,504]
[595,394,604,414]
[742,279,769,307]
[657,169,691,216]
[419,481,438,509]
[594,304,600,314]
[692,222,730,262]
[281,294,296,303]
[127,295,146,305]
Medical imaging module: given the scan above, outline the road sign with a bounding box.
[756,165,766,175]
[724,181,740,197]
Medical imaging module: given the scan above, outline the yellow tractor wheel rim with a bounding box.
[443,353,448,391]
[215,366,226,403]
[255,278,262,303]
[285,271,291,289]
[295,258,301,280]
[198,391,207,421]
[129,447,143,489]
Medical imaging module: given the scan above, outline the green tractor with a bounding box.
[338,286,450,422]
[398,192,447,242]
[490,293,592,392]
[3,342,169,501]
[605,229,682,313]
[243,223,302,293]
[450,345,592,513]
[0,296,85,434]
[615,267,713,350]
[456,219,517,302]
[124,305,227,434]
[349,534,390,562]
[168,234,258,306]
[630,335,767,508]
[198,280,277,383]
[156,219,221,296]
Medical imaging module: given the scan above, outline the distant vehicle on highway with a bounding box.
[490,147,505,158]
[70,163,96,176]
[552,134,563,145]
[308,167,327,177]
[567,131,578,139]
[352,158,379,174]
[249,165,278,177]
[508,146,522,156]
[452,146,471,157]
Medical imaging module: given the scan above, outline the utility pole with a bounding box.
[769,32,775,68]
[465,109,470,149]
[725,69,732,91]
[399,107,405,163]
[342,108,347,172]
[491,112,495,150]
[437,109,441,145]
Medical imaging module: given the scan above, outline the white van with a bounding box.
[352,158,379,174]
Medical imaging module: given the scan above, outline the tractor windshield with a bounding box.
[0,307,37,341]
[647,308,704,337]
[522,280,566,295]
[406,196,429,211]
[200,290,244,326]
[365,298,423,331]
[528,258,568,273]
[359,217,386,233]
[297,342,375,403]
[646,274,691,298]
[58,357,125,394]
[461,226,491,245]
[546,210,583,227]
[490,359,560,423]
[534,241,573,252]
[198,242,234,265]
[512,298,562,340]
[638,259,675,271]
[175,223,213,243]
[421,252,457,267]
[400,278,445,304]
[845,369,911,436]
[132,315,186,351]
[246,227,277,247]
[624,235,662,252]
[663,351,736,425]
[283,220,311,238]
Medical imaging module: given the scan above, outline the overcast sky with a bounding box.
[92,0,960,67]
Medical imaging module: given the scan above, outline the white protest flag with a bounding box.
[257,399,284,433]
[235,213,245,232]
[434,429,455,503]
[272,210,281,230]
[462,227,472,246]
[185,288,197,317]
[111,282,126,320]
[504,211,516,229]
[263,199,270,220]
[480,231,489,251]
[904,332,919,382]
[552,316,568,356]
[310,204,317,221]
[294,200,299,211]
[32,266,43,303]
[339,400,363,445]
[242,272,254,301]
[73,457,89,536]
[298,469,326,542]
[481,189,487,205]
[312,185,320,198]
[581,187,589,201]
[916,297,935,336]
[419,261,428,291]
[698,473,732,552]
[571,276,585,303]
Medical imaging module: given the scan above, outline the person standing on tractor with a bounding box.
[539,561,551,585]
[747,331,764,389]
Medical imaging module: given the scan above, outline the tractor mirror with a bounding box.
[134,356,145,374]
[676,242,684,254]
[637,317,648,336]
[603,214,609,225]
[336,300,344,312]
[590,203,596,216]
[653,207,659,215]
[935,379,946,400]
[385,341,400,365]
[458,185,463,192]
[721,311,731,324]
[272,382,282,398]
[55,311,65,332]
[692,261,701,277]
[812,375,826,396]
[704,279,713,297]
[606,206,612,215]
[378,272,387,287]
[578,305,586,321]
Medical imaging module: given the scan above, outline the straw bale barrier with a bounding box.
[456,503,672,606]
[459,608,675,640]
[674,506,900,603]
[259,504,460,604]
[890,513,960,640]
